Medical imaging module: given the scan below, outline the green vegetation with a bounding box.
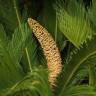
[0,0,96,96]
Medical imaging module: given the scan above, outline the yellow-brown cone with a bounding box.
[28,18,62,87]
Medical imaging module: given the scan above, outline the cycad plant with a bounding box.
[0,0,96,96]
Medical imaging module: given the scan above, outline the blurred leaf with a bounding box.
[0,0,18,34]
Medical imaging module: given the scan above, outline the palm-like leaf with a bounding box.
[8,23,32,63]
[88,0,96,27]
[0,24,24,90]
[54,0,93,48]
[1,67,52,96]
[0,23,32,90]
[59,37,96,96]
[64,85,96,96]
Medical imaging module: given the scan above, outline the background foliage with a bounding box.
[0,0,96,96]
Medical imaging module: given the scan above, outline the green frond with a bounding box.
[59,37,96,96]
[0,24,24,90]
[65,85,96,96]
[54,0,93,48]
[1,67,52,96]
[88,0,96,27]
[8,23,32,63]
[69,67,88,86]
[0,24,8,51]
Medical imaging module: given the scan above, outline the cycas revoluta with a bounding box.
[28,18,62,87]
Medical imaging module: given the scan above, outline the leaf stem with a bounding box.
[13,0,32,72]
[88,64,94,86]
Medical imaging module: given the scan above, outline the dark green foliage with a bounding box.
[0,0,18,37]
[0,0,96,96]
